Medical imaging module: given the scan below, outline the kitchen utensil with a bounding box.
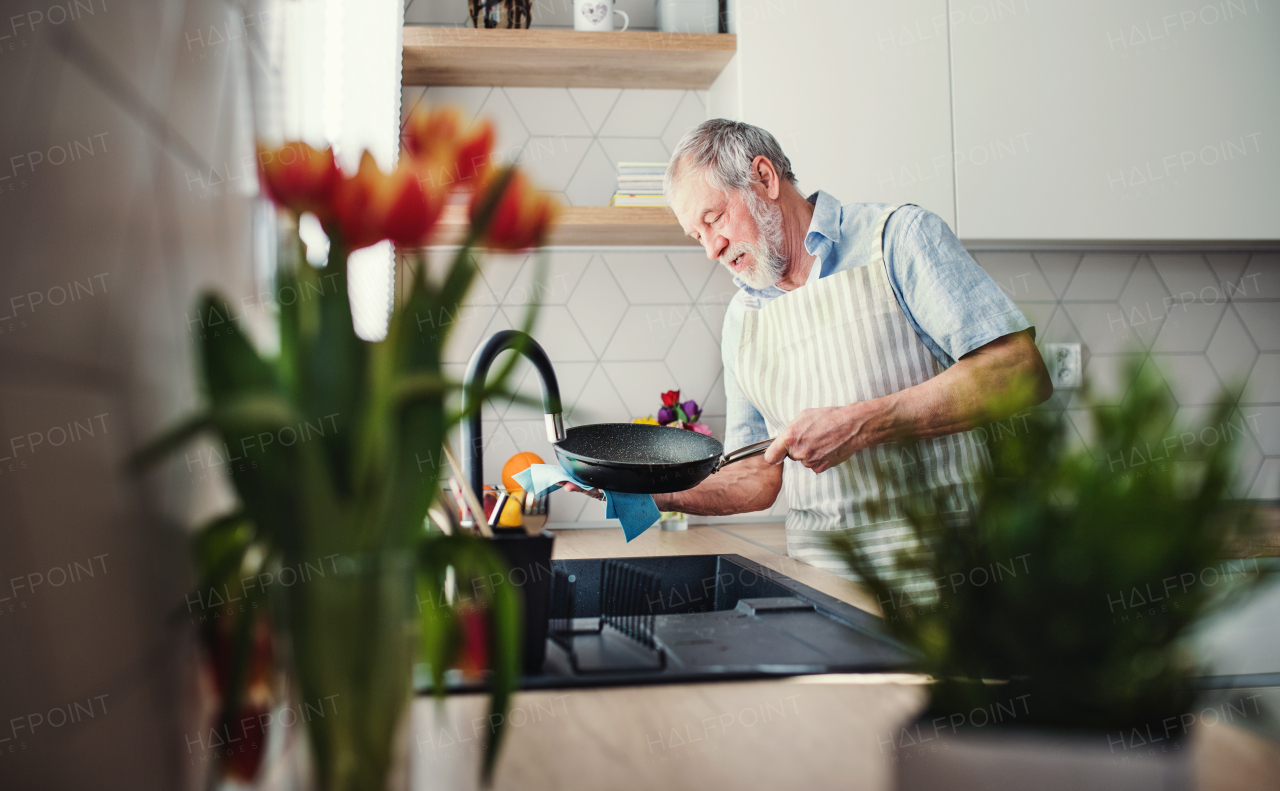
[521,491,550,536]
[552,423,775,494]
[573,0,628,31]
[463,330,773,497]
[487,491,511,530]
[443,439,493,538]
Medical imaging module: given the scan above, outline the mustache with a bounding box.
[719,242,751,267]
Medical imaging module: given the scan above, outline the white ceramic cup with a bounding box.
[573,0,629,31]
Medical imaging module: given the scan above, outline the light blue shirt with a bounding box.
[721,191,1031,450]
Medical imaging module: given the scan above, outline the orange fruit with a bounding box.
[501,451,544,494]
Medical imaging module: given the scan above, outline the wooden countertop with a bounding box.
[410,525,1280,791]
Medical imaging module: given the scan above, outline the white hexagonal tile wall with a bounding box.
[1150,354,1224,406]
[570,365,630,424]
[598,90,684,137]
[502,251,592,307]
[1246,458,1279,500]
[1245,406,1280,456]
[504,88,593,137]
[1063,304,1136,355]
[602,305,690,361]
[1115,258,1170,349]
[567,88,621,134]
[1062,254,1136,301]
[1207,307,1259,388]
[1235,302,1280,352]
[603,252,687,303]
[1204,252,1249,285]
[501,304,596,363]
[516,135,593,193]
[600,361,674,418]
[566,258,628,355]
[1238,254,1280,298]
[1245,354,1280,405]
[1032,252,1082,298]
[663,312,723,410]
[564,140,618,207]
[1154,302,1225,353]
[667,251,718,302]
[661,91,707,152]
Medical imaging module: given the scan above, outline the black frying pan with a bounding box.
[553,423,774,494]
[462,331,772,498]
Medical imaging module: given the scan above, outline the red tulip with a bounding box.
[470,169,558,251]
[334,151,447,250]
[256,142,341,223]
[403,106,495,191]
[203,612,275,782]
[661,390,680,408]
[453,603,490,680]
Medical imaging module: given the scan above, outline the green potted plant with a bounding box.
[132,105,557,790]
[829,360,1262,790]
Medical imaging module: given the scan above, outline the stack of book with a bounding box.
[609,162,667,207]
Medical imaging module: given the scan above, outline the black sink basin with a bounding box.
[529,554,914,689]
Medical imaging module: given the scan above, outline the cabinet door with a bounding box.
[736,0,956,227]
[951,0,1280,241]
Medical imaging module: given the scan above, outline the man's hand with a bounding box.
[561,482,605,500]
[763,402,880,473]
[762,329,1052,474]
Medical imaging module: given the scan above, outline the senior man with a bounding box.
[649,119,1052,582]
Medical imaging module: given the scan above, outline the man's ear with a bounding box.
[752,155,782,200]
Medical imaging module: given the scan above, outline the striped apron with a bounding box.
[735,205,987,590]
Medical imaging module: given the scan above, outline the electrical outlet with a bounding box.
[1044,343,1082,389]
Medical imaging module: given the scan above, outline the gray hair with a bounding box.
[664,119,798,201]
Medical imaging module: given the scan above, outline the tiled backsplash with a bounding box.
[402,85,706,208]
[408,86,1278,525]
[976,251,1279,500]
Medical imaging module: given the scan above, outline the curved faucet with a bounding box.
[461,330,566,501]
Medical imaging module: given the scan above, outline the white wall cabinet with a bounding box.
[950,0,1280,241]
[733,0,957,228]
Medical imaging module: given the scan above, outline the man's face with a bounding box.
[671,173,785,290]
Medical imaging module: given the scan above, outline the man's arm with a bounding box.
[762,329,1051,473]
[653,455,782,516]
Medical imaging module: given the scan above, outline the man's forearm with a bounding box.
[653,456,782,516]
[763,330,1052,471]
[875,329,1053,443]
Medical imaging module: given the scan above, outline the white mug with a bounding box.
[574,0,629,31]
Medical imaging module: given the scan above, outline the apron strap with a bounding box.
[869,203,916,279]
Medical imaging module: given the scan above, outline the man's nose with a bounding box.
[703,233,726,262]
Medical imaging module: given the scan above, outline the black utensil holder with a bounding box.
[489,529,555,674]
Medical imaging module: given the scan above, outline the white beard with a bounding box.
[722,191,787,290]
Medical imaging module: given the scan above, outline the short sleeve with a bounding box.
[720,291,770,449]
[882,207,1031,367]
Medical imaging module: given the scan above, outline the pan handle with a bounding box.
[712,438,775,473]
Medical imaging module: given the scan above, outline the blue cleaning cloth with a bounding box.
[512,464,661,542]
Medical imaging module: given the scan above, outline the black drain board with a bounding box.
[450,554,915,690]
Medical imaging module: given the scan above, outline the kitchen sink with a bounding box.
[421,554,917,691]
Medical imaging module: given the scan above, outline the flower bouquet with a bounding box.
[132,105,556,790]
[634,389,712,436]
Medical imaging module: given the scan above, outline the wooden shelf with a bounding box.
[430,204,696,247]
[403,27,736,89]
